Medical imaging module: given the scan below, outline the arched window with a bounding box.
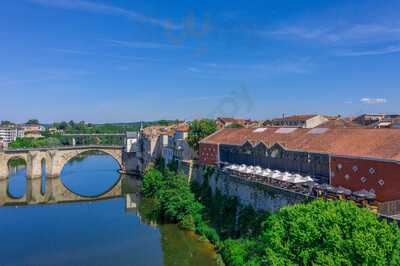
[271,149,281,159]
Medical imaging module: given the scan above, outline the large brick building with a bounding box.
[199,127,400,211]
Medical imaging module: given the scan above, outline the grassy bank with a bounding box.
[141,163,400,266]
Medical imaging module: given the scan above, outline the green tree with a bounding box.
[261,200,400,266]
[26,119,39,125]
[1,120,13,126]
[58,121,68,130]
[221,239,261,266]
[187,119,217,150]
[158,174,203,225]
[141,168,165,198]
[45,137,61,147]
[225,123,244,128]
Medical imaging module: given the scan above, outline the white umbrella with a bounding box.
[231,164,239,170]
[271,172,282,180]
[281,173,293,182]
[255,168,263,175]
[261,170,271,177]
[245,167,255,174]
[303,176,314,182]
[238,165,247,172]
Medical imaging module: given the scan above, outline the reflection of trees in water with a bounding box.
[136,198,218,266]
[137,198,160,227]
[160,224,218,266]
[8,158,27,176]
[8,158,26,168]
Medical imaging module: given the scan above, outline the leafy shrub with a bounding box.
[221,239,261,266]
[141,168,164,198]
[261,200,400,266]
[158,174,204,223]
[179,215,196,230]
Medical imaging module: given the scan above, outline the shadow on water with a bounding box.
[0,153,218,266]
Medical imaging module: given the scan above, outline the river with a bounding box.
[0,153,218,266]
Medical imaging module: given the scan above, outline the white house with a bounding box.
[125,132,139,153]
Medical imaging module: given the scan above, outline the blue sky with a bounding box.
[1,0,400,123]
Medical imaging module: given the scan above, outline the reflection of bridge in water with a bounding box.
[0,175,141,209]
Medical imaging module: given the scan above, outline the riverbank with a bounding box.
[142,162,400,266]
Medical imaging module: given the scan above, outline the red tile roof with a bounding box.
[176,123,190,132]
[272,114,318,121]
[318,118,362,128]
[217,117,250,125]
[200,127,400,161]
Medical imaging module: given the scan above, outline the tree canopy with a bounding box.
[1,120,13,126]
[26,119,39,125]
[261,200,400,266]
[8,137,61,149]
[187,119,217,150]
[225,123,244,128]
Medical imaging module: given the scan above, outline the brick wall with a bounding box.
[331,156,400,202]
[198,143,219,165]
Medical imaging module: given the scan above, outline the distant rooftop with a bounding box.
[272,114,319,121]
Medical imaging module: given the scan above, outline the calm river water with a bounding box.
[0,154,217,266]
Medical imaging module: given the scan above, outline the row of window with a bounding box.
[336,163,376,175]
[333,164,384,187]
[200,152,215,158]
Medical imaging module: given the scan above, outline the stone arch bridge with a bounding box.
[0,145,125,180]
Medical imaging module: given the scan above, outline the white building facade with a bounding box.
[0,126,24,145]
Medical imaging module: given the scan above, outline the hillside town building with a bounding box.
[216,117,253,129]
[270,114,329,128]
[21,124,45,133]
[126,123,194,168]
[352,114,400,128]
[199,127,400,215]
[0,125,24,145]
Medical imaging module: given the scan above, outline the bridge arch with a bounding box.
[6,155,28,200]
[0,154,29,180]
[50,148,124,178]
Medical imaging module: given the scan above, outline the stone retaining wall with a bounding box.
[179,161,311,213]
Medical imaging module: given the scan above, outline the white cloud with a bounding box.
[52,48,167,63]
[267,24,400,43]
[107,40,179,49]
[336,44,400,56]
[199,59,314,74]
[28,0,182,30]
[360,98,387,104]
[187,67,200,73]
